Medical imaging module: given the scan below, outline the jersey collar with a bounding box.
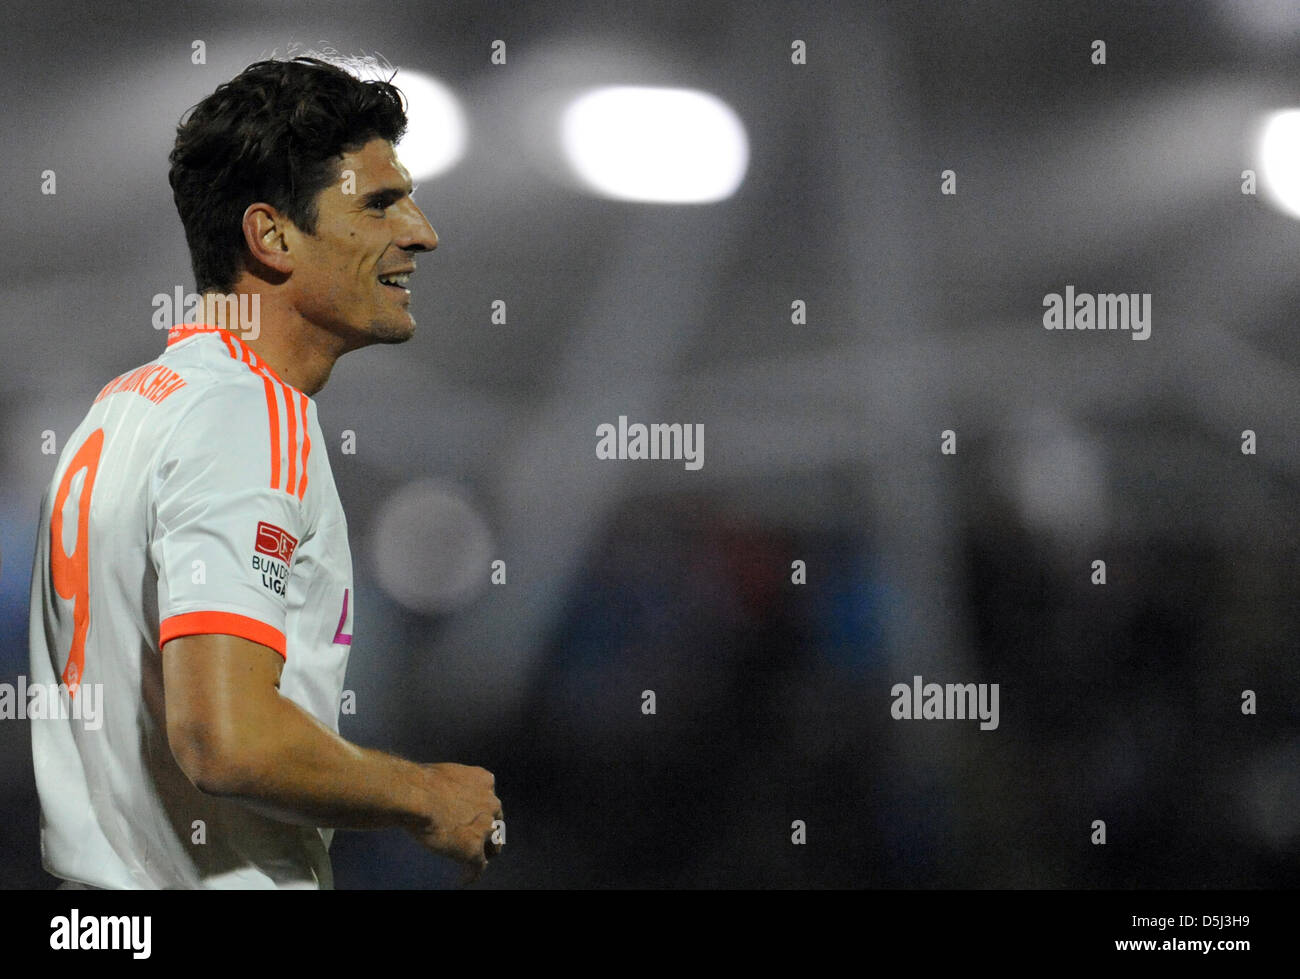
[165,323,297,391]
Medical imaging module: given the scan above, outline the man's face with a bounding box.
[287,137,437,347]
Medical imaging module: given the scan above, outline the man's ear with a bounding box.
[242,203,293,276]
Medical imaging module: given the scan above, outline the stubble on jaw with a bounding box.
[365,317,416,345]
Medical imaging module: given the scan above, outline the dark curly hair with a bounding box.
[169,57,409,293]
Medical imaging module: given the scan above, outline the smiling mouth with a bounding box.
[377,269,413,295]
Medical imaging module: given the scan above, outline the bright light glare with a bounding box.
[393,70,467,180]
[1258,109,1300,219]
[561,86,749,203]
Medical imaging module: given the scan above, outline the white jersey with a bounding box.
[28,323,355,889]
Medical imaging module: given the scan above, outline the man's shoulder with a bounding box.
[154,333,305,427]
[87,331,260,414]
[154,336,319,502]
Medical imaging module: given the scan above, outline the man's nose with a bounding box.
[400,202,438,252]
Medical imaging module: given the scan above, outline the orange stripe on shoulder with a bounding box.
[283,380,298,496]
[203,327,311,499]
[261,375,284,490]
[296,391,312,500]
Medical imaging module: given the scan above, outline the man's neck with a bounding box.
[199,290,343,396]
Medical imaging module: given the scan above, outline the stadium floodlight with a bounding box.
[560,85,749,203]
[1257,109,1300,219]
[393,69,468,180]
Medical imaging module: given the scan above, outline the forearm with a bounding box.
[211,703,504,875]
[184,691,428,831]
[163,634,501,871]
[165,633,425,829]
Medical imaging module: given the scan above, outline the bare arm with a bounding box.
[163,633,502,877]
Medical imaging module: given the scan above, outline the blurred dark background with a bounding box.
[2,0,1298,888]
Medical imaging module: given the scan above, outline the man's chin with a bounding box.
[365,318,416,345]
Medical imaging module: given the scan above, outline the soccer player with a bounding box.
[27,57,502,888]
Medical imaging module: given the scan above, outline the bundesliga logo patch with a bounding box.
[254,521,298,563]
[252,521,297,595]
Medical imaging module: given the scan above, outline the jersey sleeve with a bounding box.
[150,379,310,659]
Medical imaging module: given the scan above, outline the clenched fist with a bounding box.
[407,763,503,883]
